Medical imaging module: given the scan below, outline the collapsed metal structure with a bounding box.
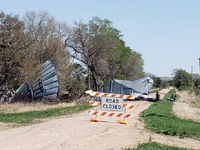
[102,77,154,101]
[10,60,59,102]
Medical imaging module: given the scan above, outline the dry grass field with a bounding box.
[173,90,200,123]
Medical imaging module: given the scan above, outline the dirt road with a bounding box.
[0,89,200,150]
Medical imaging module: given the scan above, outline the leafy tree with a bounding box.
[152,77,162,88]
[161,80,169,88]
[0,11,70,98]
[0,11,35,91]
[65,17,144,91]
[144,73,162,88]
[0,11,145,102]
[192,74,200,88]
[173,69,192,90]
[121,50,144,81]
[64,63,87,99]
[65,17,123,90]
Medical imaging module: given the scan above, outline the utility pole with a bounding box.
[191,66,193,90]
[199,58,200,74]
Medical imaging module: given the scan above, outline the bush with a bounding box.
[173,69,192,89]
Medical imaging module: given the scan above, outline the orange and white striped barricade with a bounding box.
[88,111,133,118]
[86,90,135,124]
[85,90,136,100]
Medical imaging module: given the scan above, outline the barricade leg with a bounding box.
[90,105,101,122]
[118,120,128,125]
[118,99,128,125]
[91,117,101,122]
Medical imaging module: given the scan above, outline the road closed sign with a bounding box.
[101,97,123,111]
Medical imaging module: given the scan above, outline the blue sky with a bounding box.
[1,0,200,77]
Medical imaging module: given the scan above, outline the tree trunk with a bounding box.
[89,66,98,91]
[88,68,91,89]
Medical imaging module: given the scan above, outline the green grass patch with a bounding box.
[122,142,196,150]
[141,100,200,138]
[0,104,91,124]
[164,88,179,100]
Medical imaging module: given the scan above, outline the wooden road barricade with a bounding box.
[85,90,135,125]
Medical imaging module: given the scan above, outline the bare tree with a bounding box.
[23,11,71,91]
[23,11,70,63]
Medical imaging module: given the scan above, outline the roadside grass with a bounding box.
[141,99,200,138]
[122,142,195,150]
[0,103,91,124]
[163,88,179,100]
[149,88,162,94]
[0,102,77,113]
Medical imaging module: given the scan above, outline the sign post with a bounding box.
[90,97,101,122]
[118,98,128,125]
